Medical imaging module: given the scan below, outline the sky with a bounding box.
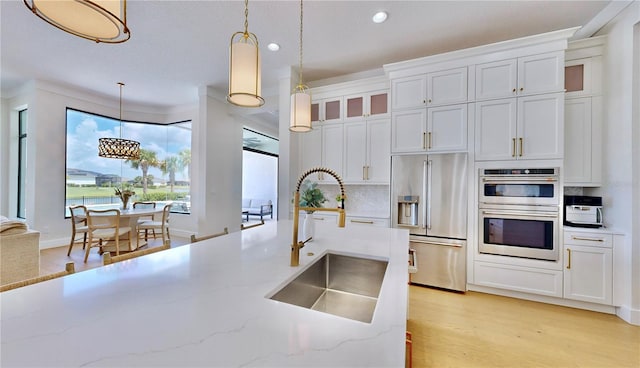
[66,109,191,182]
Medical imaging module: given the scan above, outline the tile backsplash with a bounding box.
[317,184,390,217]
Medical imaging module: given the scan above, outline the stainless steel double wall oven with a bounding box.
[478,168,560,261]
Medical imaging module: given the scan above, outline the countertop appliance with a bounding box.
[391,153,467,292]
[564,195,603,228]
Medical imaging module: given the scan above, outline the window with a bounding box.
[65,108,191,216]
[17,109,27,219]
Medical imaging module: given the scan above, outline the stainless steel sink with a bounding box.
[268,253,388,323]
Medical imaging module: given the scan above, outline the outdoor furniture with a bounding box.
[84,209,133,263]
[67,205,90,256]
[241,199,273,221]
[137,204,172,244]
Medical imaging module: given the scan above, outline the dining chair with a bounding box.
[0,262,75,292]
[138,204,172,244]
[67,205,90,256]
[103,241,170,265]
[133,201,157,240]
[84,209,134,263]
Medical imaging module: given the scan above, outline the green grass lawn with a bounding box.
[66,186,189,198]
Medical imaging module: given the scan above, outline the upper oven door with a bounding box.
[479,175,559,206]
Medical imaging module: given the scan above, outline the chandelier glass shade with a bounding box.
[98,83,140,160]
[23,0,130,43]
[227,0,264,107]
[289,0,311,132]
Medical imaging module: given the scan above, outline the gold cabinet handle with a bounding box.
[520,87,524,92]
[428,132,432,149]
[423,132,427,150]
[422,99,426,104]
[512,88,516,93]
[350,219,374,224]
[519,137,523,157]
[571,236,604,242]
[566,248,571,269]
[362,166,366,181]
[365,166,370,180]
[512,138,516,157]
[428,99,432,103]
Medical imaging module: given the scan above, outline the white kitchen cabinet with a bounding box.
[311,97,342,124]
[475,93,563,160]
[391,67,467,110]
[343,119,390,184]
[344,90,389,122]
[564,97,602,186]
[427,104,467,152]
[474,261,563,297]
[299,127,323,180]
[392,105,467,154]
[475,51,564,100]
[320,124,344,183]
[563,231,613,305]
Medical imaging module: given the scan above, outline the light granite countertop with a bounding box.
[1,220,409,367]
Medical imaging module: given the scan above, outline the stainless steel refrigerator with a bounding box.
[391,153,467,291]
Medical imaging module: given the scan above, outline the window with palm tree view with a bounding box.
[65,108,191,216]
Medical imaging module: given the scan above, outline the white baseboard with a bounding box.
[616,305,640,326]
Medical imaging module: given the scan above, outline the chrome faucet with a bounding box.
[291,167,346,266]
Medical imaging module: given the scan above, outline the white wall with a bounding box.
[595,1,640,324]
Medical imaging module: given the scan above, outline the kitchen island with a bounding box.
[1,220,409,367]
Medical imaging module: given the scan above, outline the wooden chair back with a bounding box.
[103,242,171,265]
[0,263,75,292]
[86,208,121,231]
[69,205,87,230]
[133,201,156,221]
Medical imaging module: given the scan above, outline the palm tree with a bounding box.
[161,156,179,193]
[126,149,160,195]
[178,149,191,185]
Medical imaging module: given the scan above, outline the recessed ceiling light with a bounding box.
[267,43,280,51]
[372,11,388,24]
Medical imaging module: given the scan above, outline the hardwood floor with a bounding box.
[41,240,639,367]
[408,285,640,368]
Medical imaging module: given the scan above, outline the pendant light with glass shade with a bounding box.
[23,0,130,43]
[228,0,264,107]
[98,83,141,160]
[289,0,311,132]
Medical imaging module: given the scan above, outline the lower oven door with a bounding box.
[410,237,466,292]
[479,207,559,261]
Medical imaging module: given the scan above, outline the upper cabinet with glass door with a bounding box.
[311,97,342,124]
[344,90,390,122]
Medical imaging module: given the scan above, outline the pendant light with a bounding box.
[98,83,141,160]
[23,0,130,43]
[289,0,311,132]
[228,0,264,107]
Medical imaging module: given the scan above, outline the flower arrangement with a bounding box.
[298,180,327,214]
[115,187,135,209]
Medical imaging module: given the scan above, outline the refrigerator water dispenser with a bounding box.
[398,196,419,226]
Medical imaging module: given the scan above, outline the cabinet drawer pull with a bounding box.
[566,248,571,269]
[314,217,326,221]
[363,166,366,181]
[423,132,427,150]
[428,132,432,149]
[571,236,604,242]
[350,219,374,224]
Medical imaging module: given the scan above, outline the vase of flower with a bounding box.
[298,180,327,242]
[115,188,135,210]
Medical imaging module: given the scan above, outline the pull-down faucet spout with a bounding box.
[291,167,346,266]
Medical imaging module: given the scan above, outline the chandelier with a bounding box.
[289,0,311,132]
[98,83,140,160]
[227,0,264,107]
[23,0,130,43]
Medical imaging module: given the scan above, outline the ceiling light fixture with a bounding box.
[23,0,130,43]
[267,43,280,51]
[289,0,311,133]
[372,11,388,24]
[228,0,264,107]
[98,83,140,160]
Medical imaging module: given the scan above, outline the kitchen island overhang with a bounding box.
[1,220,409,367]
